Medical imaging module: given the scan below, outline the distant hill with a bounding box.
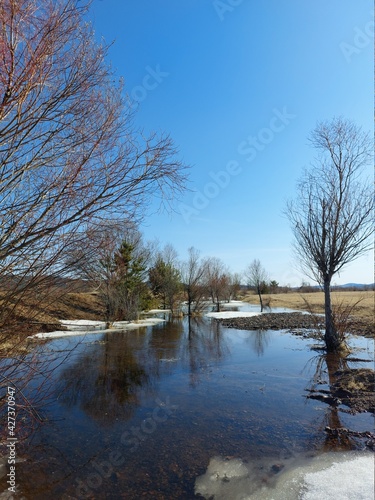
[291,282,374,292]
[335,283,374,290]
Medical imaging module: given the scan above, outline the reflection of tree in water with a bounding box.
[184,318,230,387]
[1,340,86,439]
[305,353,357,451]
[57,322,187,425]
[144,319,184,364]
[57,331,155,424]
[246,330,270,357]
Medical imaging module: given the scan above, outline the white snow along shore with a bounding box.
[206,311,262,319]
[28,318,166,339]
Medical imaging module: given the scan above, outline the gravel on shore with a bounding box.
[215,312,374,338]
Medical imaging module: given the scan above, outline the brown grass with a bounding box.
[44,292,105,321]
[0,291,104,337]
[243,290,374,322]
[0,291,105,354]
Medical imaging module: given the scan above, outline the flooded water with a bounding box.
[0,305,373,499]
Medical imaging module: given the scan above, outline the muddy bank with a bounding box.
[216,312,374,338]
[217,312,323,333]
[307,368,375,415]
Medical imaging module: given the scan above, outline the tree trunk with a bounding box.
[187,289,191,317]
[323,278,341,352]
[257,286,264,312]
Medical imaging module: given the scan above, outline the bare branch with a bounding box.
[0,0,188,329]
[286,117,373,351]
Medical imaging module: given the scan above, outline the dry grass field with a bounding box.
[243,290,374,323]
[0,291,104,333]
[0,291,105,354]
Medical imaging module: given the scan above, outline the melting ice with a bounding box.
[195,452,374,500]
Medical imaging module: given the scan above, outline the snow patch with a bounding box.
[223,301,246,306]
[206,311,262,319]
[112,318,165,328]
[301,455,374,500]
[60,319,107,331]
[29,330,90,339]
[195,452,374,500]
[28,318,166,339]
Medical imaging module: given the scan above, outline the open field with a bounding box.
[243,290,374,323]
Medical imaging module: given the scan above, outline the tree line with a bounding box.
[69,223,277,322]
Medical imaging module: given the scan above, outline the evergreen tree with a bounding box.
[149,257,182,313]
[114,242,147,321]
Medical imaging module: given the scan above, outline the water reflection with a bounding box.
[57,332,154,424]
[1,315,373,499]
[56,318,232,422]
[146,318,184,364]
[304,353,362,451]
[184,318,230,387]
[246,330,271,357]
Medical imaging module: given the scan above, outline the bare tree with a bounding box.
[160,244,179,268]
[286,117,373,352]
[228,272,242,301]
[244,259,269,312]
[180,247,206,316]
[0,0,187,328]
[204,257,230,312]
[68,222,154,322]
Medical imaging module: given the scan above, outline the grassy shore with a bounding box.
[243,290,374,323]
[1,289,373,347]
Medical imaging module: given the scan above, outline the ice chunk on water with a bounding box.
[203,457,249,479]
[60,319,107,330]
[206,311,262,319]
[195,456,271,499]
[195,452,374,500]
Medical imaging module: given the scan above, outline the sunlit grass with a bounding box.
[243,290,374,322]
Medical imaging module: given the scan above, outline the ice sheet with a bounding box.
[28,318,166,339]
[206,311,262,319]
[195,452,374,500]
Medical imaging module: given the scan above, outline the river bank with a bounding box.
[215,312,374,338]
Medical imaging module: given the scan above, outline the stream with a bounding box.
[0,303,373,499]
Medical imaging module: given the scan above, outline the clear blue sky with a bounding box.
[89,0,373,286]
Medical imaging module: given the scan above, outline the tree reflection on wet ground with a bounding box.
[1,313,373,499]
